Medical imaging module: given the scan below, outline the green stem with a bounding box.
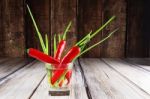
[45,34,49,55]
[90,16,116,38]
[76,16,115,46]
[27,4,46,52]
[58,34,61,42]
[76,31,92,46]
[76,28,118,59]
[63,21,72,40]
[53,34,57,56]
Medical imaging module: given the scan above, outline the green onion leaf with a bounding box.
[76,16,115,46]
[45,34,49,55]
[79,33,91,46]
[53,34,57,56]
[76,30,92,46]
[77,28,119,58]
[58,34,61,42]
[90,16,116,38]
[63,21,72,40]
[26,4,46,52]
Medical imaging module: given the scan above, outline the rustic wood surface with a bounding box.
[78,0,102,57]
[0,61,46,99]
[0,0,149,58]
[102,58,150,95]
[50,0,77,56]
[126,0,149,57]
[0,58,33,81]
[101,0,126,58]
[0,0,25,57]
[80,58,150,99]
[0,58,150,99]
[25,0,50,53]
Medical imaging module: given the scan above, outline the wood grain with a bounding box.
[0,0,4,56]
[30,61,88,99]
[0,0,149,58]
[78,0,103,57]
[126,0,148,57]
[101,0,126,58]
[0,58,32,80]
[1,0,25,57]
[0,58,9,64]
[103,58,150,95]
[80,58,150,99]
[25,0,50,53]
[0,61,46,99]
[124,58,150,71]
[50,0,77,56]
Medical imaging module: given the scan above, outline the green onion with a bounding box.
[45,34,49,55]
[76,16,115,46]
[58,34,61,42]
[76,31,92,46]
[90,16,116,38]
[63,21,72,40]
[77,28,119,58]
[79,33,91,46]
[53,34,57,55]
[27,4,46,52]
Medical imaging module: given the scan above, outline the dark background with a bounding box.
[0,0,149,58]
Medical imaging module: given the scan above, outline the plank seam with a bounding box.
[123,59,150,73]
[0,58,12,65]
[0,59,34,81]
[78,58,93,99]
[101,59,150,96]
[28,74,46,99]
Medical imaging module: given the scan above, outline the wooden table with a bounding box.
[0,58,150,99]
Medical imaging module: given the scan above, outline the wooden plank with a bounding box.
[102,58,150,95]
[31,61,88,99]
[0,58,22,67]
[2,0,25,57]
[125,58,150,71]
[78,0,102,57]
[50,0,77,55]
[80,58,150,99]
[143,1,150,57]
[25,0,50,52]
[126,0,148,57]
[0,58,32,80]
[101,0,126,57]
[0,58,9,64]
[0,0,4,56]
[0,61,46,99]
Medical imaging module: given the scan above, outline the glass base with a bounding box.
[49,86,71,96]
[49,90,70,96]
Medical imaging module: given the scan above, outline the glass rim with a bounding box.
[45,63,74,70]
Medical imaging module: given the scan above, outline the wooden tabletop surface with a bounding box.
[0,58,150,99]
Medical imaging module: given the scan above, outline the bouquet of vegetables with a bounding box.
[26,5,118,88]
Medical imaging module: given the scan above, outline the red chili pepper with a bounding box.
[59,79,64,87]
[65,70,72,84]
[28,48,60,65]
[61,46,80,64]
[54,40,66,60]
[51,46,80,84]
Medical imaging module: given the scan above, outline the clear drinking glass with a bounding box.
[45,63,73,96]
